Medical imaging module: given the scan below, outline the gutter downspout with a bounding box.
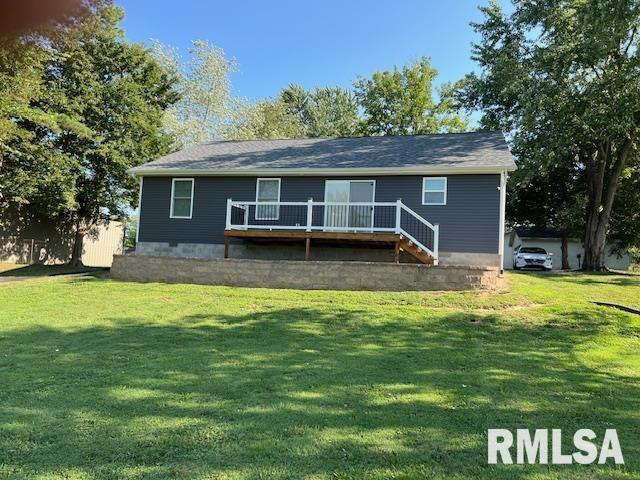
[498,171,507,277]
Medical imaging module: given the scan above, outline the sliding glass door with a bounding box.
[324,180,375,230]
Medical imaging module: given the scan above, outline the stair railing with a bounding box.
[396,201,439,264]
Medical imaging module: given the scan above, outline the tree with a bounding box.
[224,98,304,140]
[0,40,50,161]
[1,1,179,265]
[225,84,360,141]
[124,214,137,249]
[354,57,469,135]
[152,40,240,148]
[0,5,92,176]
[461,0,640,271]
[0,39,71,214]
[0,7,93,233]
[506,144,586,269]
[280,84,360,137]
[56,4,178,265]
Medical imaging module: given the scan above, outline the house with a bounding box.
[504,227,632,271]
[129,132,516,270]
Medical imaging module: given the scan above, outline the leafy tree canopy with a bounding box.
[224,98,304,140]
[355,57,469,135]
[280,84,360,137]
[152,40,239,148]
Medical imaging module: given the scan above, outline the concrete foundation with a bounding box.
[111,254,502,291]
[135,241,500,267]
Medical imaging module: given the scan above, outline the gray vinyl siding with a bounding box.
[138,174,501,253]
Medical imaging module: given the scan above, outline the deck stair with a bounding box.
[398,235,434,265]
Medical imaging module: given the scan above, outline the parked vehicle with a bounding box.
[512,246,553,271]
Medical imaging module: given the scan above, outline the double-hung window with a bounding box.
[422,177,447,205]
[170,178,194,219]
[255,178,281,220]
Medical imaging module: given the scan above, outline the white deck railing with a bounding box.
[226,199,439,262]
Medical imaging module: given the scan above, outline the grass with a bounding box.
[0,272,638,479]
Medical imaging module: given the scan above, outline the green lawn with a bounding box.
[0,272,638,479]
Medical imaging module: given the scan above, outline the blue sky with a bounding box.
[118,0,504,101]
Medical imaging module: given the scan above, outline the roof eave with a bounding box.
[128,165,517,177]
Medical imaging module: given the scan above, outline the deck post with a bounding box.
[433,224,439,265]
[224,236,229,259]
[395,199,402,234]
[225,198,232,230]
[306,198,313,232]
[305,237,311,261]
[394,240,400,264]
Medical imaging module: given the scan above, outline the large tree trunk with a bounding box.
[561,232,570,270]
[69,217,86,267]
[582,137,634,271]
[583,220,607,270]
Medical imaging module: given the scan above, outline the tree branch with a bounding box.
[593,143,606,208]
[623,27,636,57]
[602,134,635,220]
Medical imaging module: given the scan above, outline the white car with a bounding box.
[513,246,553,271]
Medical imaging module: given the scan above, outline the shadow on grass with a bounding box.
[513,270,640,287]
[0,306,638,479]
[0,264,107,278]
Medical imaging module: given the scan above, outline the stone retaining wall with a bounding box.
[110,255,502,291]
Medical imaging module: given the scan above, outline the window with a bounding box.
[170,178,194,219]
[255,178,281,220]
[519,247,547,254]
[422,177,447,205]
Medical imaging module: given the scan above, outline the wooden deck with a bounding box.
[225,199,439,264]
[223,229,433,264]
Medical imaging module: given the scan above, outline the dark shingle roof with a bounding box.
[130,131,515,175]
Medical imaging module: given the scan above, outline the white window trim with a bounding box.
[169,178,194,219]
[255,178,281,220]
[422,177,447,206]
[323,179,377,203]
